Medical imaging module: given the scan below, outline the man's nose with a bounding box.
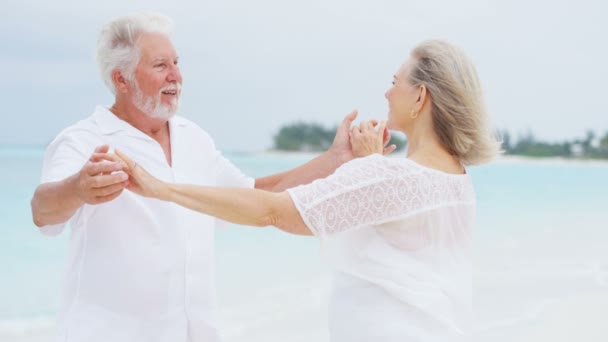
[167,65,182,83]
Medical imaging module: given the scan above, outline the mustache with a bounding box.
[160,83,182,93]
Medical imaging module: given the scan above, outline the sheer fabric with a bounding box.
[288,154,475,341]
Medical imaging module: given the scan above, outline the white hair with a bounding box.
[96,12,174,95]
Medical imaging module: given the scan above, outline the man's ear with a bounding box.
[112,70,130,94]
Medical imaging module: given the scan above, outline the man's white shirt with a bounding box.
[40,106,253,342]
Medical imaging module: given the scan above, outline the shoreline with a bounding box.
[494,154,608,167]
[251,149,608,167]
[2,145,607,167]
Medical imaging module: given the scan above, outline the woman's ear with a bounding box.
[414,84,428,112]
[112,70,129,94]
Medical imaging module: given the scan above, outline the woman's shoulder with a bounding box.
[343,155,474,196]
[326,155,425,187]
[343,154,424,175]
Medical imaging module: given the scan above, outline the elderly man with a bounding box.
[30,12,392,342]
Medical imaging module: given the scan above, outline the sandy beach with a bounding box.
[7,294,608,342]
[475,293,608,342]
[514,294,608,342]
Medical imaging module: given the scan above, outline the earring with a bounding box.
[410,111,419,119]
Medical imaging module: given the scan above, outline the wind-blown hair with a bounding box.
[408,40,502,165]
[96,12,174,94]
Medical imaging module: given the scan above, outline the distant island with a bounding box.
[273,122,608,159]
[273,122,407,152]
[500,130,608,159]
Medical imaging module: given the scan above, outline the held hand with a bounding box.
[114,150,168,199]
[328,110,359,163]
[75,145,128,205]
[369,119,397,155]
[349,120,389,158]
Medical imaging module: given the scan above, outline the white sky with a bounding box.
[1,0,606,151]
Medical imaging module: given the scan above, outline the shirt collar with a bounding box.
[93,106,189,137]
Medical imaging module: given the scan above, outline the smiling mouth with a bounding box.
[161,90,177,95]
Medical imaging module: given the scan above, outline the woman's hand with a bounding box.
[113,150,169,200]
[350,119,392,158]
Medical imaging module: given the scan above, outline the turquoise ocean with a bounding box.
[1,146,607,342]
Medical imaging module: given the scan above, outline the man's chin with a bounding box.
[148,106,178,120]
[149,112,176,120]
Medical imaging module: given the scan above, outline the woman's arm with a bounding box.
[166,185,311,235]
[113,120,387,237]
[115,150,312,235]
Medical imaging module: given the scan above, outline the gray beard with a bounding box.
[132,84,179,120]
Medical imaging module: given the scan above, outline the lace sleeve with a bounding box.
[286,154,473,237]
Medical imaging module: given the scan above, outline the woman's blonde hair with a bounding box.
[408,40,501,165]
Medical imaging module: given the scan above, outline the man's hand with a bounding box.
[328,110,396,163]
[76,145,128,205]
[31,145,128,227]
[327,110,360,163]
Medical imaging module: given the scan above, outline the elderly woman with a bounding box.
[115,40,500,341]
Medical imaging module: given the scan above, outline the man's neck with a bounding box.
[109,101,173,166]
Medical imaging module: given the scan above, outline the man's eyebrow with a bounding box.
[152,56,179,61]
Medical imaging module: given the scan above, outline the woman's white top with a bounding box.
[287,154,475,341]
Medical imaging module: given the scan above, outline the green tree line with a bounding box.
[274,122,608,159]
[501,130,608,159]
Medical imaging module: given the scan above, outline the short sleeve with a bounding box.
[185,121,254,189]
[287,155,475,238]
[286,154,407,237]
[38,133,92,236]
[214,151,254,189]
[212,151,253,229]
[41,134,91,184]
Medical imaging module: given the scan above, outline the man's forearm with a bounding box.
[31,174,84,227]
[254,151,350,192]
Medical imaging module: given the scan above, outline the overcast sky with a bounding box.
[1,0,606,151]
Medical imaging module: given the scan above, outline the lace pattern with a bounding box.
[287,154,475,236]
